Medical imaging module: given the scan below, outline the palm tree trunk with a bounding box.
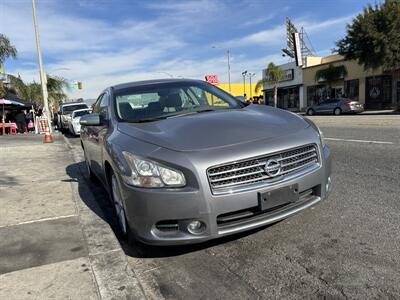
[273,86,278,108]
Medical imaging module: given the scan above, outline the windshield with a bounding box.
[73,110,90,118]
[63,104,88,114]
[114,81,245,122]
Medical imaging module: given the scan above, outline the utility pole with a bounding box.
[32,0,53,142]
[241,70,247,97]
[248,73,256,99]
[212,46,232,93]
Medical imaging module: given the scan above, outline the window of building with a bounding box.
[307,85,327,106]
[344,79,359,100]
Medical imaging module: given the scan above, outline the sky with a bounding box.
[0,0,374,99]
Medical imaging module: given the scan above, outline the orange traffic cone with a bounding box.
[43,132,53,143]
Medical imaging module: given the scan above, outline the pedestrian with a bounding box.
[15,110,26,134]
[25,110,34,132]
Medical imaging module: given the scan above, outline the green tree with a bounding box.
[0,34,17,64]
[7,74,67,106]
[336,0,400,71]
[314,64,348,97]
[255,62,284,107]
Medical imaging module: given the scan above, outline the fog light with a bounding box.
[187,220,205,235]
[326,176,332,193]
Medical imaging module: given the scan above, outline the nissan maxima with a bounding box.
[80,79,332,245]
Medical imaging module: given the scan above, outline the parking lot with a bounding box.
[66,114,400,299]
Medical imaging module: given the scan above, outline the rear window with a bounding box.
[73,110,90,117]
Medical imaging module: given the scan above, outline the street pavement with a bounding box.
[8,114,400,299]
[0,134,145,299]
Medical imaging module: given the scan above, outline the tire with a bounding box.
[109,171,135,245]
[307,108,315,116]
[334,108,342,115]
[83,150,96,181]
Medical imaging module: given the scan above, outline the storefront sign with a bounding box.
[205,75,219,85]
[265,69,294,82]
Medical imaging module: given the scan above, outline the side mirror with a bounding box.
[80,113,100,126]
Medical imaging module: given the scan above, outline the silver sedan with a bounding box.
[80,79,332,245]
[307,98,364,115]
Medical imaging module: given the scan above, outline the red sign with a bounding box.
[205,75,219,85]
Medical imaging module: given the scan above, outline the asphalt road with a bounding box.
[65,115,400,299]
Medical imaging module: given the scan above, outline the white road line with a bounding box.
[0,214,77,229]
[325,137,395,145]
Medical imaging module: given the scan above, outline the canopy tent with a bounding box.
[0,97,35,122]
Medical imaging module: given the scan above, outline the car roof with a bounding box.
[61,102,88,107]
[112,78,203,91]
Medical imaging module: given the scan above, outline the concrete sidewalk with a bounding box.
[0,134,145,299]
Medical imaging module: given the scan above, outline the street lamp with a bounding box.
[241,70,247,97]
[212,46,231,93]
[247,73,256,99]
[32,0,53,142]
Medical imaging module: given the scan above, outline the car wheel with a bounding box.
[334,108,342,115]
[110,172,135,244]
[84,150,96,181]
[307,108,315,116]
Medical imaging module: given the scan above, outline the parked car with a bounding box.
[306,98,364,115]
[80,79,332,245]
[68,108,91,136]
[58,102,89,132]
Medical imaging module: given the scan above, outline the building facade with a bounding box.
[303,55,400,110]
[217,83,263,98]
[262,62,304,112]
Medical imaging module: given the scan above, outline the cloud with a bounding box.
[1,0,359,99]
[220,25,286,48]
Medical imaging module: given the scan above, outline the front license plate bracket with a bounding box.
[258,184,299,211]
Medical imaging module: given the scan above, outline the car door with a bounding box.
[314,100,328,113]
[325,99,339,112]
[90,92,110,181]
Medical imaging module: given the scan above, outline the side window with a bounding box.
[92,93,109,121]
[92,94,104,114]
[98,93,109,120]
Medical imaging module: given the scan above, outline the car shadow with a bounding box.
[65,161,278,259]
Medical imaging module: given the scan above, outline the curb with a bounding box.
[63,136,147,300]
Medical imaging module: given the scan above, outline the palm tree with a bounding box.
[0,34,17,64]
[46,75,68,107]
[7,74,67,106]
[255,62,284,107]
[314,64,348,98]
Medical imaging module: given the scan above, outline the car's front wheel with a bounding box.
[307,108,315,116]
[110,171,135,244]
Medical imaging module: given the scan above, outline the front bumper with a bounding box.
[117,143,332,246]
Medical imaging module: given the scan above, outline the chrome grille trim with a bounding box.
[207,144,319,194]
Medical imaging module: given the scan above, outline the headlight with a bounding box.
[304,117,325,147]
[121,152,186,188]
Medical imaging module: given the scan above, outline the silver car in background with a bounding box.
[80,79,332,245]
[306,98,364,115]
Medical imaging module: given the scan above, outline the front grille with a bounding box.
[207,144,319,192]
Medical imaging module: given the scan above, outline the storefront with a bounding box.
[262,62,304,111]
[303,55,399,110]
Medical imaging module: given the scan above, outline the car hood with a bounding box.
[117,105,309,152]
